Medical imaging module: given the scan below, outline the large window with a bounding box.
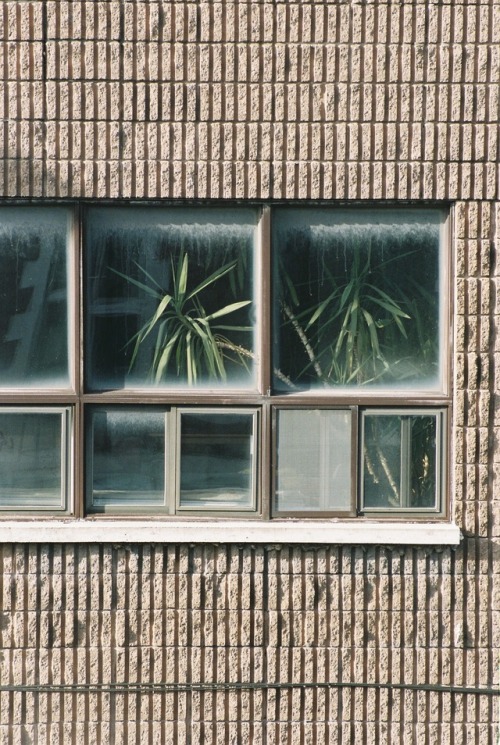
[0,205,450,519]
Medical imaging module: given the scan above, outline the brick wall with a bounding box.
[0,0,499,742]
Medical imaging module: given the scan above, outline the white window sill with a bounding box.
[0,519,461,545]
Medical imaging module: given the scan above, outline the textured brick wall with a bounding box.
[0,0,499,743]
[0,543,497,743]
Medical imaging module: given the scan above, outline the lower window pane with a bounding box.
[362,412,440,511]
[179,411,257,511]
[275,409,352,513]
[0,410,67,510]
[87,408,166,511]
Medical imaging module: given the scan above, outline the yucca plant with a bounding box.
[278,237,436,388]
[299,243,414,385]
[111,251,252,385]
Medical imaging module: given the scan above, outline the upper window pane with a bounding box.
[0,208,71,388]
[273,208,445,393]
[85,207,258,390]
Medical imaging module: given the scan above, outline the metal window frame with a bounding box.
[175,406,261,517]
[85,404,171,515]
[271,406,357,518]
[359,407,447,516]
[0,406,72,513]
[0,202,452,522]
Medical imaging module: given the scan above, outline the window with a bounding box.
[0,205,450,520]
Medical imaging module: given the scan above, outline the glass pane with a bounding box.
[85,207,257,390]
[0,208,71,387]
[179,412,256,510]
[0,412,64,509]
[273,208,443,392]
[363,414,438,510]
[363,416,402,509]
[88,408,166,510]
[409,416,438,508]
[275,409,351,512]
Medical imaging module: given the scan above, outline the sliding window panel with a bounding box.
[0,408,71,511]
[86,407,168,513]
[85,207,259,391]
[0,208,72,388]
[274,409,352,514]
[178,409,259,512]
[361,410,444,513]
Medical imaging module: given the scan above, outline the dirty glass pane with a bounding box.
[179,412,256,510]
[275,409,351,512]
[85,207,257,390]
[273,209,443,392]
[0,411,65,509]
[0,208,71,387]
[88,408,166,510]
[362,413,438,510]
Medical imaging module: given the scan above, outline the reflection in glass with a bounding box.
[0,412,64,509]
[0,208,70,387]
[275,409,351,512]
[363,414,438,510]
[88,408,166,510]
[85,207,257,390]
[179,412,256,510]
[274,209,443,391]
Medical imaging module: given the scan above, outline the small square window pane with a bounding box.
[87,408,167,511]
[179,411,257,511]
[0,410,68,511]
[275,409,351,513]
[362,412,440,511]
[273,208,444,392]
[85,207,258,390]
[0,208,71,388]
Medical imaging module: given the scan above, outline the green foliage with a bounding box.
[279,238,437,387]
[112,252,252,385]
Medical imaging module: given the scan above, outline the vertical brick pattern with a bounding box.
[0,0,499,742]
[0,0,498,202]
[0,543,497,744]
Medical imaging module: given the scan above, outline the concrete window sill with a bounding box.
[0,519,461,545]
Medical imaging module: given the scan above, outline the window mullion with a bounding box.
[351,406,359,516]
[259,206,272,397]
[73,205,85,518]
[167,408,176,515]
[260,402,271,520]
[400,416,411,509]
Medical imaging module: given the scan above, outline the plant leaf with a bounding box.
[204,300,251,321]
[361,309,381,357]
[367,295,410,319]
[109,268,163,299]
[137,294,173,344]
[177,252,189,300]
[132,261,165,292]
[305,288,339,329]
[186,260,238,300]
[154,326,182,382]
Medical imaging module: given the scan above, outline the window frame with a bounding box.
[0,202,453,524]
[0,405,73,513]
[175,407,260,516]
[359,407,448,516]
